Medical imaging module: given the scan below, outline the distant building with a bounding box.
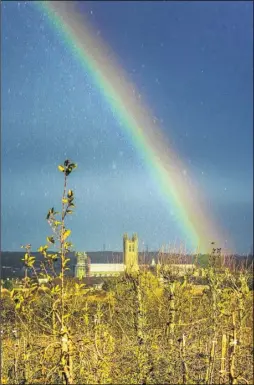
[75,252,89,279]
[74,233,197,280]
[123,233,139,273]
[75,233,139,278]
[89,263,125,276]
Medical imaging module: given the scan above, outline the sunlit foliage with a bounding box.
[1,161,253,384]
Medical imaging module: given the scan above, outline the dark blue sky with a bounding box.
[2,1,253,253]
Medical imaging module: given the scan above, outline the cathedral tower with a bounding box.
[123,233,139,273]
[75,252,88,279]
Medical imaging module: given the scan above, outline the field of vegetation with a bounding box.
[1,160,253,384]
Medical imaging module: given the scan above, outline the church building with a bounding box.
[75,233,139,279]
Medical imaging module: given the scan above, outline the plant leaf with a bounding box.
[47,236,55,244]
[58,165,65,172]
[62,229,71,241]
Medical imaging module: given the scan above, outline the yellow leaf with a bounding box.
[63,229,71,241]
[58,165,65,172]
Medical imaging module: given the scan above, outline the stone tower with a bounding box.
[123,233,139,273]
[75,252,88,279]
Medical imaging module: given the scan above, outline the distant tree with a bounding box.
[3,279,13,291]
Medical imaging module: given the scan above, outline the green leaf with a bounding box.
[22,253,36,268]
[47,253,58,260]
[69,163,77,170]
[51,285,61,295]
[47,236,55,244]
[64,241,73,250]
[46,207,54,220]
[65,168,71,176]
[38,245,48,254]
[63,258,70,268]
[62,198,68,204]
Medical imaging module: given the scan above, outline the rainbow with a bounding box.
[34,1,229,253]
